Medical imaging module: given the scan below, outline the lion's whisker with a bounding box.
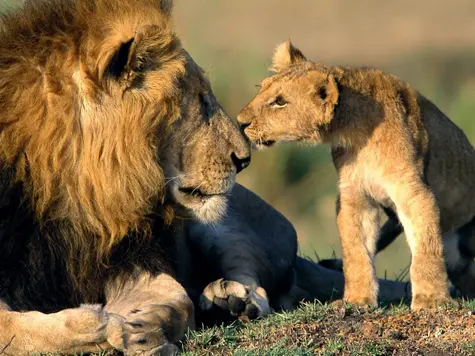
[163,174,186,187]
[191,182,204,195]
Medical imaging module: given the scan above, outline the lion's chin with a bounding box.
[173,187,228,224]
[191,195,228,223]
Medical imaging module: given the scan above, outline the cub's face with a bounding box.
[164,55,251,223]
[237,41,339,148]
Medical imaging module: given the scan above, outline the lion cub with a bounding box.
[238,40,475,309]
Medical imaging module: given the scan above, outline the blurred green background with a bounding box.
[2,1,475,280]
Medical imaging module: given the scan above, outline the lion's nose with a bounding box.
[231,153,251,173]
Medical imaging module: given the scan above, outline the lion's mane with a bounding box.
[0,0,184,307]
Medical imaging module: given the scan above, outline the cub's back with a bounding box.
[340,67,475,230]
[420,94,475,230]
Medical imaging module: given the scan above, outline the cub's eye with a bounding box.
[270,96,288,108]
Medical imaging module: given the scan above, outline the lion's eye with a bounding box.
[270,96,287,108]
[199,92,212,120]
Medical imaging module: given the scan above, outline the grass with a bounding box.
[180,300,475,355]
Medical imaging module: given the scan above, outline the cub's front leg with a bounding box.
[105,271,194,355]
[337,188,381,306]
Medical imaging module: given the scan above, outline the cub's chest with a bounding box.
[365,180,394,210]
[333,148,395,210]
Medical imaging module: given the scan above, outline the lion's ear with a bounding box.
[105,38,137,80]
[91,36,138,87]
[271,40,307,73]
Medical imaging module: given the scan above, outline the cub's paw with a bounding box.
[200,278,272,322]
[122,304,182,355]
[411,294,457,311]
[330,299,374,315]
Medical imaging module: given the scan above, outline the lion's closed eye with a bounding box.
[199,92,213,120]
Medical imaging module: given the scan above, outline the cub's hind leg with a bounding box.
[384,172,451,309]
[376,208,403,253]
[0,298,10,311]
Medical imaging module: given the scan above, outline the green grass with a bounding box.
[181,300,475,355]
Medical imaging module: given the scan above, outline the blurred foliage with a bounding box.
[2,0,475,280]
[174,0,475,279]
[186,45,475,279]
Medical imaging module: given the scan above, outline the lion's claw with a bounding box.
[121,304,177,355]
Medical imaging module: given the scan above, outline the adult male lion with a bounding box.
[0,0,285,354]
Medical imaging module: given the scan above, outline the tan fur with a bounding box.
[238,40,475,309]
[105,272,194,354]
[0,0,250,354]
[0,0,185,289]
[0,304,113,354]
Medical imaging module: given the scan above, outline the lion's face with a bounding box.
[75,4,250,226]
[0,0,250,243]
[84,32,251,225]
[237,41,339,148]
[0,0,250,294]
[163,55,251,223]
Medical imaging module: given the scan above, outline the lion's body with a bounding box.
[0,1,272,354]
[238,41,475,309]
[0,0,186,307]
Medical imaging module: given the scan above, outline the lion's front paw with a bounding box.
[61,304,107,332]
[200,278,272,322]
[124,343,180,356]
[122,305,182,355]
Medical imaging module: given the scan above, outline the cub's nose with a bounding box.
[237,112,252,131]
[239,121,251,131]
[231,153,251,173]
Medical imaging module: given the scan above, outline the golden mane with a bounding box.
[0,0,184,286]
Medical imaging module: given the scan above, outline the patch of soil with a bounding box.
[186,307,475,355]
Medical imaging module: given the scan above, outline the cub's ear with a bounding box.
[319,74,339,107]
[271,40,307,73]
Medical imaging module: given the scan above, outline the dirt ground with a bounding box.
[183,303,475,355]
